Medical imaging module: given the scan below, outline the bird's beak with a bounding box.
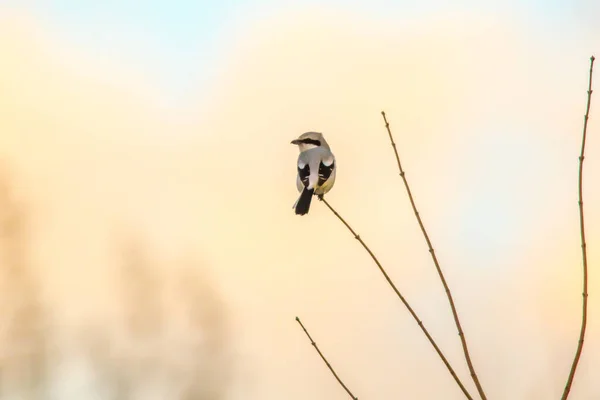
[291,139,300,145]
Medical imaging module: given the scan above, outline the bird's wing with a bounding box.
[318,156,335,187]
[297,158,311,188]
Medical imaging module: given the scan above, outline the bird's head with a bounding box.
[291,131,329,152]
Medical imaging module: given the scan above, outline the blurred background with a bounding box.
[0,1,599,399]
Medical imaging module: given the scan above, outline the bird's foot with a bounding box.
[317,194,324,201]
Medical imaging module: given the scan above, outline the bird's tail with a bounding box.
[294,188,314,215]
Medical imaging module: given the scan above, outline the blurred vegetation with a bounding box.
[0,167,231,400]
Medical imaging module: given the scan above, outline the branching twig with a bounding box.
[319,197,474,400]
[381,111,487,400]
[561,54,595,400]
[295,317,358,400]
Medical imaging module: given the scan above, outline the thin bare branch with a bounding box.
[380,111,487,400]
[561,54,595,400]
[295,317,358,400]
[319,197,474,400]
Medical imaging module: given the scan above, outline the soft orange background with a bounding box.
[1,4,599,399]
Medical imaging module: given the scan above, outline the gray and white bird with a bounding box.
[291,131,336,215]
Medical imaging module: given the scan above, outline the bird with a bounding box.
[291,131,336,215]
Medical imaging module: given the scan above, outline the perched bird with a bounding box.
[291,131,336,215]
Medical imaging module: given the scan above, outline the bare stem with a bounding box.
[561,54,595,400]
[319,197,474,400]
[295,317,359,400]
[380,111,487,400]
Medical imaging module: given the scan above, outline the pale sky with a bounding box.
[4,0,596,103]
[0,1,599,400]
